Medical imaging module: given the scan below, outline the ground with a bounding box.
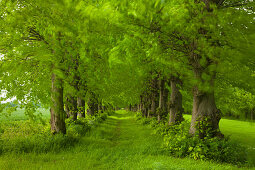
[0,111,253,169]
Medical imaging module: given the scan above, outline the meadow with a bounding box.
[0,110,254,169]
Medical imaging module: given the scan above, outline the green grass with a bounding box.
[184,114,255,166]
[0,108,50,122]
[0,111,253,169]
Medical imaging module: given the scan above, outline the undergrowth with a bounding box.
[135,112,248,166]
[0,111,111,155]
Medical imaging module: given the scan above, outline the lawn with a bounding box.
[0,111,254,169]
[184,114,255,166]
[0,108,50,122]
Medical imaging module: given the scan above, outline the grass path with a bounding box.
[0,111,250,169]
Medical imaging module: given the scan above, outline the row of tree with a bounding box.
[122,0,255,138]
[0,0,119,134]
[0,0,254,137]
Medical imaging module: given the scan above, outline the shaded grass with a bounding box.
[184,114,255,166]
[0,111,251,169]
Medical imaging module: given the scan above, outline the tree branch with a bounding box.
[220,2,251,9]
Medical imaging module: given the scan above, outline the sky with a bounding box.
[0,54,17,104]
[0,90,17,104]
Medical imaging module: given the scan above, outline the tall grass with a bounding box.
[0,111,253,169]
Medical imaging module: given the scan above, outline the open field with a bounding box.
[0,111,254,169]
[0,108,50,122]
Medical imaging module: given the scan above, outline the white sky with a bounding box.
[0,90,16,104]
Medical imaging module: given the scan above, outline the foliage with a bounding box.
[137,114,248,165]
[0,120,77,154]
[0,113,108,155]
[162,121,248,165]
[0,111,242,170]
[0,0,254,167]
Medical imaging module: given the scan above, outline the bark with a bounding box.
[251,109,254,121]
[94,102,99,114]
[64,98,70,118]
[189,86,223,138]
[69,96,78,121]
[77,97,85,118]
[188,0,224,138]
[163,86,169,113]
[245,111,248,119]
[102,106,105,112]
[87,96,95,116]
[50,73,66,134]
[68,55,79,121]
[189,44,223,138]
[98,103,103,113]
[141,101,146,117]
[150,94,156,116]
[131,104,137,112]
[169,76,184,125]
[87,92,99,116]
[140,95,148,117]
[157,78,167,122]
[145,95,150,117]
[139,95,143,112]
[149,77,158,117]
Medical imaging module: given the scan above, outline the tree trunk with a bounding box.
[139,95,143,112]
[147,98,151,118]
[69,96,78,121]
[142,101,146,117]
[245,111,248,120]
[64,98,70,118]
[98,102,103,113]
[189,35,223,138]
[189,85,223,138]
[94,102,99,114]
[77,97,85,118]
[251,108,254,121]
[50,73,66,134]
[151,93,156,116]
[149,77,158,117]
[169,76,184,125]
[158,78,166,122]
[87,92,99,116]
[163,85,169,114]
[87,97,94,116]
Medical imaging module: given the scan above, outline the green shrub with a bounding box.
[140,118,151,125]
[149,117,158,128]
[1,131,78,154]
[100,113,108,121]
[162,121,248,165]
[67,123,90,137]
[0,126,4,135]
[154,122,171,136]
[135,112,143,121]
[0,112,108,155]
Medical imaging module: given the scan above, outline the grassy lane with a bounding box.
[0,111,250,169]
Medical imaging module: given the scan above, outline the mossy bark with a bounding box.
[189,88,223,138]
[189,0,224,138]
[169,76,184,125]
[158,78,167,122]
[50,73,66,134]
[77,97,85,118]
